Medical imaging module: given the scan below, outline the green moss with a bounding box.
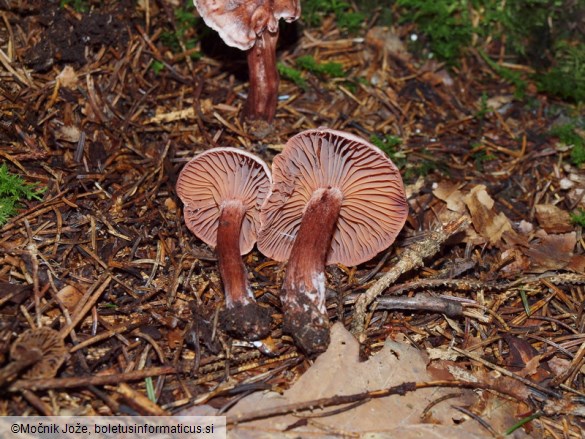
[538,41,585,103]
[59,0,90,12]
[370,134,407,170]
[296,55,346,78]
[475,93,492,120]
[471,148,496,172]
[150,60,165,75]
[302,0,365,33]
[160,3,200,54]
[550,123,585,166]
[393,0,583,102]
[277,62,308,90]
[478,50,527,98]
[570,209,585,227]
[370,134,402,154]
[397,0,473,64]
[0,163,45,226]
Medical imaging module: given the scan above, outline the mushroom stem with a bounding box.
[244,29,279,122]
[282,188,343,355]
[216,200,271,339]
[216,200,252,305]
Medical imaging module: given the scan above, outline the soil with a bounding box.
[0,1,584,436]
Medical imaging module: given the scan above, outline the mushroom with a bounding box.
[8,327,67,380]
[258,128,408,354]
[193,0,301,122]
[176,147,272,340]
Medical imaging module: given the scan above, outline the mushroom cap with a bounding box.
[194,0,301,50]
[177,147,272,255]
[10,327,67,379]
[258,128,408,266]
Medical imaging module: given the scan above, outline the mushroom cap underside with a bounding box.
[194,0,301,50]
[177,147,272,254]
[258,128,409,266]
[10,327,67,379]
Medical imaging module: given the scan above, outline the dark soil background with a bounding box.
[0,1,584,436]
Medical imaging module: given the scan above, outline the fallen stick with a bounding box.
[227,378,531,426]
[351,217,470,339]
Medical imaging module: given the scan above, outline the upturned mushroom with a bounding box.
[193,0,301,122]
[258,128,408,355]
[4,327,67,383]
[176,147,272,340]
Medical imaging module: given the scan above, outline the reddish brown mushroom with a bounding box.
[258,128,408,354]
[10,327,67,379]
[176,147,272,340]
[193,0,301,122]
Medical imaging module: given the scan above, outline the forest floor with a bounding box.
[0,1,584,437]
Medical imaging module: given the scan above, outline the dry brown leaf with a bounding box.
[54,125,81,142]
[433,181,466,212]
[463,185,516,247]
[166,328,183,349]
[524,230,576,272]
[499,248,531,275]
[485,95,513,111]
[365,26,409,59]
[56,65,79,89]
[567,254,585,273]
[56,284,84,312]
[503,334,549,380]
[547,357,571,376]
[534,204,573,233]
[226,324,530,438]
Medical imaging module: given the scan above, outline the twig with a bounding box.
[8,366,180,392]
[351,217,470,338]
[227,378,530,426]
[450,346,561,398]
[59,275,112,340]
[69,317,151,353]
[374,294,463,317]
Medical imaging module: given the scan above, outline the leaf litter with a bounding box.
[0,1,584,437]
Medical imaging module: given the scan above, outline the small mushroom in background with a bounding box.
[258,128,409,355]
[0,327,67,386]
[193,0,301,122]
[176,147,273,340]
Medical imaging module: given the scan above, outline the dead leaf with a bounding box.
[365,26,409,59]
[57,285,84,312]
[166,328,183,349]
[226,324,530,438]
[534,204,573,233]
[500,248,531,275]
[0,282,31,305]
[57,65,79,89]
[55,125,81,142]
[463,185,516,247]
[485,95,513,112]
[547,357,571,376]
[567,254,585,273]
[433,181,466,212]
[524,230,576,272]
[503,334,550,381]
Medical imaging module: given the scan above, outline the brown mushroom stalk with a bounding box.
[244,29,279,121]
[215,200,252,305]
[193,0,300,123]
[215,199,271,338]
[280,188,342,351]
[177,148,273,340]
